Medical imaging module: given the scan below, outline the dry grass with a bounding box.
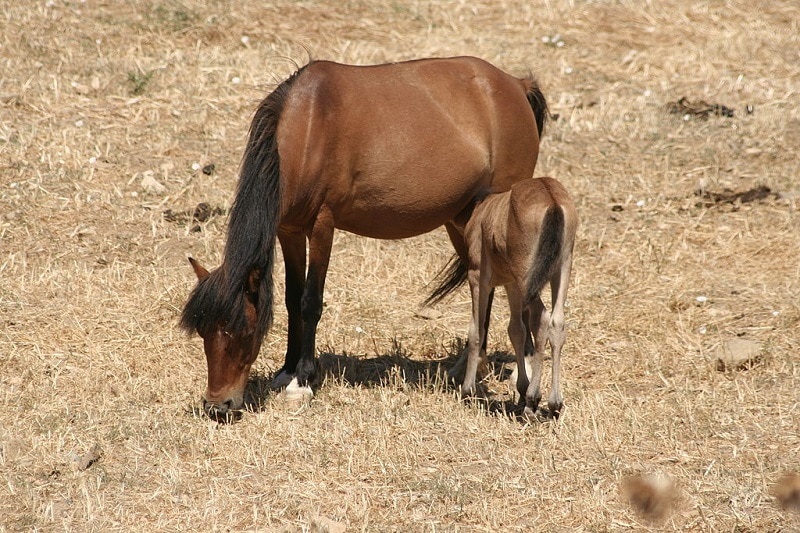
[1,0,799,530]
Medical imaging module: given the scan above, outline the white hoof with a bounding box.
[271,370,295,390]
[284,377,314,403]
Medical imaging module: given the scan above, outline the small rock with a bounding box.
[773,472,800,511]
[414,308,442,320]
[621,474,676,519]
[141,171,166,194]
[73,443,102,471]
[310,515,347,533]
[714,338,762,371]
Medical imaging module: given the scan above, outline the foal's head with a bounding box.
[185,258,262,422]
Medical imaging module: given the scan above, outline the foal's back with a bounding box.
[469,176,577,292]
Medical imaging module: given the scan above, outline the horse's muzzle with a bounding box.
[203,398,240,423]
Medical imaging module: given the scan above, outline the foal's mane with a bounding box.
[181,64,310,337]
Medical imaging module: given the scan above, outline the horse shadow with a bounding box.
[239,340,553,423]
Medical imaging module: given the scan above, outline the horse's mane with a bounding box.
[181,64,310,337]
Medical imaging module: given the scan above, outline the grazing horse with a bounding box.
[457,177,577,419]
[180,56,549,420]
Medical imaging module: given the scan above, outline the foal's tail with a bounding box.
[525,206,565,305]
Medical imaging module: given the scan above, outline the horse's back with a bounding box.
[275,57,541,238]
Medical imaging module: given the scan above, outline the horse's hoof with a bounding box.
[271,370,295,391]
[284,377,314,404]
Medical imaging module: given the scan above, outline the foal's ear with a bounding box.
[188,257,210,281]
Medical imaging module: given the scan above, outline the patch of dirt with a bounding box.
[163,202,226,224]
[667,97,735,119]
[695,185,778,207]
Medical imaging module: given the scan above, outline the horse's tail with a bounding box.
[521,76,549,140]
[525,205,565,305]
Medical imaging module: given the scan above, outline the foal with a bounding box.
[459,177,578,418]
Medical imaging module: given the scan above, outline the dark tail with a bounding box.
[526,206,564,304]
[181,65,306,338]
[521,76,549,140]
[422,253,467,306]
[424,75,549,306]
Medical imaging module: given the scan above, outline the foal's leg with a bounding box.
[546,257,573,415]
[505,287,530,411]
[461,255,492,397]
[272,230,306,389]
[522,307,535,357]
[444,222,491,383]
[448,288,493,384]
[481,288,494,367]
[525,295,549,411]
[288,209,335,399]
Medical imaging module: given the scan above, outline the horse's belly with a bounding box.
[334,197,465,239]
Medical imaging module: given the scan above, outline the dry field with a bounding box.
[2,0,799,531]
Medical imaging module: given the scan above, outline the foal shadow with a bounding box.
[317,343,554,424]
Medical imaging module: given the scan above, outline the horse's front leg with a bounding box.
[272,230,306,390]
[287,209,335,400]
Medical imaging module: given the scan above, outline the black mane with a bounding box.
[181,64,309,337]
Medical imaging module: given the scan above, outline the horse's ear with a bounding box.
[188,257,210,281]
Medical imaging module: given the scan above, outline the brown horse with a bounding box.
[456,177,577,419]
[181,56,549,420]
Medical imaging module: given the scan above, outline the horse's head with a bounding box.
[187,258,262,422]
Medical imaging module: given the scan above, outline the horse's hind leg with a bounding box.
[272,230,306,390]
[546,256,572,416]
[289,210,335,400]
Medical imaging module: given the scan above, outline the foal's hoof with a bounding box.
[547,402,564,419]
[522,406,539,423]
[459,384,476,398]
[521,405,554,423]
